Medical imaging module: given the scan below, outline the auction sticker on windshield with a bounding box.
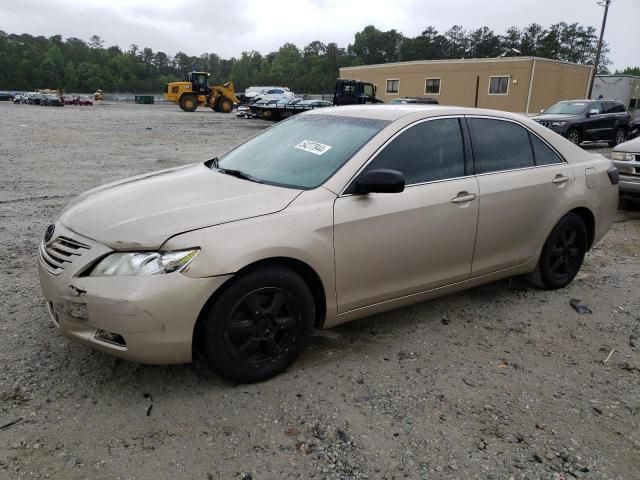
[295,140,332,156]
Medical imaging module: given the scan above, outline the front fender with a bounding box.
[161,188,338,317]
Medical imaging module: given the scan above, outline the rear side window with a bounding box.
[612,103,626,113]
[467,118,534,173]
[363,118,465,184]
[529,133,562,166]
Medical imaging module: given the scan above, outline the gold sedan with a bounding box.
[38,106,619,383]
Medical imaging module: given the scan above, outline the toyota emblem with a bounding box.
[44,224,55,243]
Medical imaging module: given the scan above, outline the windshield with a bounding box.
[544,101,588,115]
[215,114,389,189]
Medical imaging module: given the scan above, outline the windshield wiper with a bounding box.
[207,157,263,184]
[217,168,264,184]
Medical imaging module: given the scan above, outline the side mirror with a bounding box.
[588,109,600,116]
[353,169,405,194]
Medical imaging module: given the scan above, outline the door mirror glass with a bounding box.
[588,109,600,116]
[354,169,405,194]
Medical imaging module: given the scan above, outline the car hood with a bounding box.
[613,135,640,153]
[531,114,582,122]
[60,163,302,250]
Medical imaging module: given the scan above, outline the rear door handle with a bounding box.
[451,192,477,204]
[552,175,570,184]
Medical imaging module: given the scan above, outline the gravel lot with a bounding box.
[0,101,639,480]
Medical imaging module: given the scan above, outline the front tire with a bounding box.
[218,97,233,113]
[527,213,588,290]
[566,129,582,145]
[201,266,315,383]
[179,94,198,112]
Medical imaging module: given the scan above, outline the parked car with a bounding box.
[247,98,279,118]
[275,97,303,106]
[77,96,93,106]
[612,136,640,203]
[0,91,11,101]
[12,94,24,104]
[38,105,618,383]
[236,97,296,117]
[390,97,439,105]
[532,99,631,146]
[296,99,332,108]
[630,115,640,138]
[244,86,293,104]
[28,93,46,105]
[43,94,63,107]
[251,87,294,103]
[63,95,78,105]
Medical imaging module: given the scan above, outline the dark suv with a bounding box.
[532,99,630,147]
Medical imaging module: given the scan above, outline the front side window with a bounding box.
[468,118,534,173]
[363,84,375,97]
[590,102,604,114]
[362,118,465,185]
[386,79,399,94]
[488,76,509,95]
[216,115,389,189]
[425,78,441,95]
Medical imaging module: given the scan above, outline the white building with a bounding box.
[591,75,640,111]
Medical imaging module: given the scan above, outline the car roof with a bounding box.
[304,104,533,122]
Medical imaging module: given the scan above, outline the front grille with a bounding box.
[40,236,90,275]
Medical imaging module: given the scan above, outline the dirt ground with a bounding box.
[0,101,639,480]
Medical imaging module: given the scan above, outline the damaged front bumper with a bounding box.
[38,223,231,364]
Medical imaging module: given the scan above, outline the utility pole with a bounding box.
[587,0,611,98]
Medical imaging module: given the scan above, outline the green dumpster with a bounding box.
[135,95,154,104]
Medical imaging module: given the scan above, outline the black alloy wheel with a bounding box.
[567,129,582,145]
[201,266,315,383]
[224,288,300,367]
[527,213,587,290]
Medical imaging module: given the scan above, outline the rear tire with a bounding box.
[527,213,588,290]
[566,129,582,145]
[609,127,626,147]
[201,266,315,383]
[218,98,233,113]
[179,94,198,112]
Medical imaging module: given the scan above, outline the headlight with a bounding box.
[551,121,566,127]
[611,151,633,161]
[90,249,199,276]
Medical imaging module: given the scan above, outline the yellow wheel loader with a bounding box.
[164,72,239,113]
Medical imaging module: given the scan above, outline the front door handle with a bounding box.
[552,175,570,184]
[451,192,477,204]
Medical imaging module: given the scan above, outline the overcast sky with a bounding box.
[0,0,637,70]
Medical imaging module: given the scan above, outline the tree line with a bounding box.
[0,22,628,95]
